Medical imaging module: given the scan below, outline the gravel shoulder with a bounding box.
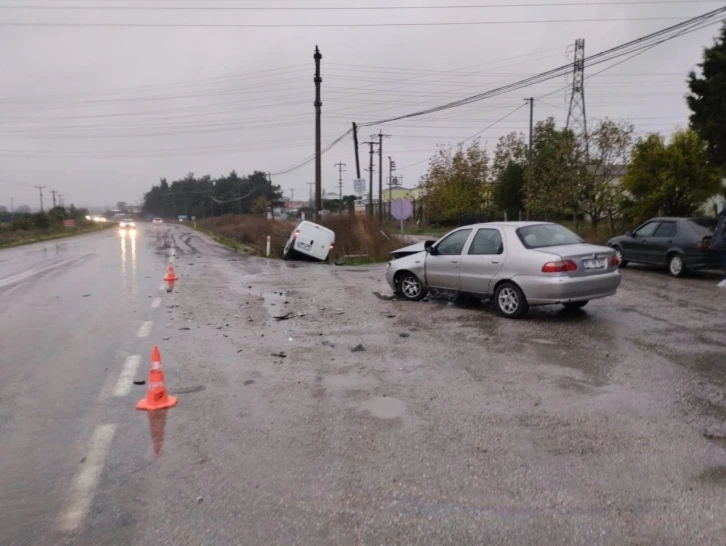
[121,225,726,545]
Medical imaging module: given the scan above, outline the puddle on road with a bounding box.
[323,374,378,392]
[696,465,726,485]
[361,396,406,419]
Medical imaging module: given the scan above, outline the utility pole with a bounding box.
[314,46,323,221]
[268,172,274,219]
[375,131,390,221]
[34,185,46,212]
[363,140,376,217]
[306,181,315,210]
[352,122,361,179]
[290,188,295,211]
[334,161,346,204]
[387,156,396,220]
[51,189,57,208]
[58,194,64,208]
[525,98,534,154]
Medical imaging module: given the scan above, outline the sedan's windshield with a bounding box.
[517,224,583,249]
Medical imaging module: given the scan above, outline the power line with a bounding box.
[397,103,528,171]
[271,129,353,176]
[357,7,725,127]
[0,16,709,28]
[0,1,718,10]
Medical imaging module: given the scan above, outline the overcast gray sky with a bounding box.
[0,0,723,210]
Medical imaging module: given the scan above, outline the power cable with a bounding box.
[357,7,725,127]
[0,1,718,10]
[0,17,708,28]
[271,129,353,176]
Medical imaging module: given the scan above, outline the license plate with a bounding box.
[583,258,607,270]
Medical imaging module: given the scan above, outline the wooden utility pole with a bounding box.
[525,97,534,153]
[352,122,361,179]
[314,46,323,221]
[268,172,274,219]
[51,189,57,208]
[34,185,46,212]
[334,161,346,203]
[363,140,376,216]
[375,131,390,220]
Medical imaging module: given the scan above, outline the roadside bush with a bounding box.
[321,215,404,262]
[198,215,293,256]
[197,214,405,262]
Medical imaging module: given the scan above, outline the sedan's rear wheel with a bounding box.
[668,253,686,277]
[494,282,529,319]
[397,272,427,301]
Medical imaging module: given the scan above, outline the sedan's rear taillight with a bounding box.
[696,240,710,252]
[610,254,619,267]
[329,243,335,250]
[542,260,578,273]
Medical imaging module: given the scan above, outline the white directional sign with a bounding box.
[353,178,367,195]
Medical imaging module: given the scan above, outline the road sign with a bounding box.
[62,219,75,228]
[391,198,413,235]
[353,178,367,195]
[391,198,413,220]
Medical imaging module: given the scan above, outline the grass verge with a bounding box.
[0,223,115,249]
[195,215,405,263]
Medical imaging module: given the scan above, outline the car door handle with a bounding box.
[451,260,458,264]
[491,259,500,264]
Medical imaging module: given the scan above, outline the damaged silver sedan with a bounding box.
[386,222,621,318]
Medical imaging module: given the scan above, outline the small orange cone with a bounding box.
[136,346,178,411]
[164,263,178,282]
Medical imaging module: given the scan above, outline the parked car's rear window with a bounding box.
[517,224,583,249]
[687,218,717,235]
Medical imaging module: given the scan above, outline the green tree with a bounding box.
[524,118,584,220]
[492,162,525,220]
[251,195,270,215]
[687,23,726,168]
[420,141,490,222]
[579,119,634,229]
[622,129,723,220]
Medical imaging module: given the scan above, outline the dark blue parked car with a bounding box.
[607,217,719,277]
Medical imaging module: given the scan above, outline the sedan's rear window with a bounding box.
[517,224,583,249]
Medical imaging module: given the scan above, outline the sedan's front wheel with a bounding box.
[397,272,428,301]
[494,282,529,319]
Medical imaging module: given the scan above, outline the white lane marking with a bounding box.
[151,297,161,309]
[136,321,153,338]
[158,282,166,292]
[57,424,117,532]
[0,256,82,288]
[112,355,141,397]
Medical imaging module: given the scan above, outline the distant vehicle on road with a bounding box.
[282,221,335,262]
[119,218,135,229]
[607,217,719,277]
[387,222,621,318]
[152,218,163,225]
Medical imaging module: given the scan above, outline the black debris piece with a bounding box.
[179,327,191,331]
[399,333,410,338]
[351,344,365,353]
[133,380,146,386]
[273,312,294,321]
[271,352,287,358]
[82,294,91,297]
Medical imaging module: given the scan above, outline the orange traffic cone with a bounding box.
[164,263,178,282]
[136,346,178,411]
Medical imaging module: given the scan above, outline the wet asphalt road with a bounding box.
[1,224,725,545]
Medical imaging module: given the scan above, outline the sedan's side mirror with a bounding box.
[425,246,432,254]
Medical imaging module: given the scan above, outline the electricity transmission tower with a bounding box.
[566,38,589,155]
